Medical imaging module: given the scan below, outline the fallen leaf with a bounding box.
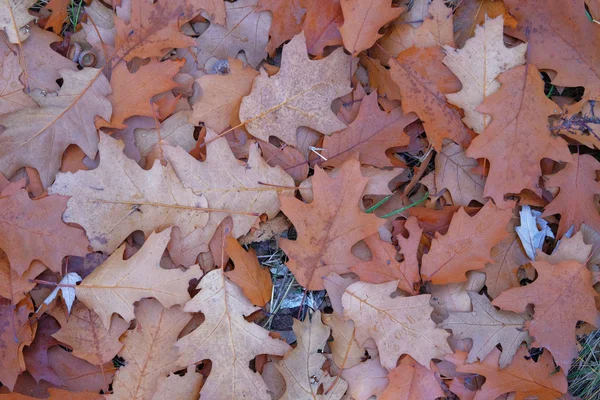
[0,42,37,114]
[516,205,554,261]
[224,236,273,306]
[191,58,258,132]
[42,0,69,33]
[22,314,62,386]
[446,347,567,400]
[0,388,104,399]
[239,32,355,146]
[111,298,193,400]
[277,311,348,399]
[338,0,404,55]
[40,272,81,313]
[0,189,89,275]
[151,366,203,400]
[0,0,36,43]
[49,133,209,255]
[0,68,111,188]
[194,0,272,68]
[443,15,527,133]
[279,158,384,290]
[341,357,389,400]
[493,259,600,372]
[453,0,516,48]
[321,91,415,168]
[301,0,343,55]
[379,356,445,400]
[389,46,472,151]
[343,280,452,370]
[421,202,512,284]
[176,268,290,400]
[47,346,116,393]
[0,251,45,303]
[430,271,486,323]
[76,228,203,328]
[439,292,531,368]
[134,111,196,158]
[51,301,128,366]
[258,140,309,182]
[257,0,307,54]
[465,65,572,207]
[543,154,600,238]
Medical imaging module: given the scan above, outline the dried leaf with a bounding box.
[0,251,45,303]
[40,272,81,313]
[302,0,343,55]
[176,268,290,400]
[257,0,306,54]
[516,205,554,261]
[0,0,35,43]
[134,111,196,158]
[379,356,445,400]
[240,32,355,146]
[76,228,203,328]
[0,42,36,114]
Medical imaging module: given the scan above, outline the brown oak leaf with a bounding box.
[257,0,307,55]
[379,356,445,400]
[421,202,512,284]
[0,41,37,114]
[279,158,384,290]
[0,0,35,43]
[0,251,45,303]
[302,0,343,55]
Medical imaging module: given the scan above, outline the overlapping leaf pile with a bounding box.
[1,0,599,398]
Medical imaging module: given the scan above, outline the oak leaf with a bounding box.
[98,59,183,129]
[389,46,472,151]
[340,357,389,400]
[134,111,196,158]
[443,15,526,133]
[423,140,485,206]
[321,91,415,168]
[343,280,452,370]
[277,311,348,400]
[46,346,116,393]
[0,0,35,43]
[0,189,89,275]
[466,65,572,207]
[516,205,554,261]
[301,0,343,55]
[257,0,307,54]
[279,158,384,290]
[191,58,258,132]
[49,133,209,255]
[360,55,402,102]
[224,235,273,306]
[505,0,600,100]
[482,215,529,298]
[111,298,193,400]
[0,68,111,188]
[258,140,309,182]
[194,0,271,68]
[0,297,36,391]
[421,202,512,284]
[151,366,203,400]
[338,0,404,55]
[176,268,290,400]
[0,251,45,303]
[439,292,531,368]
[114,0,196,62]
[430,271,486,323]
[51,301,128,366]
[543,154,600,238]
[163,129,294,266]
[453,0,516,48]
[239,32,355,146]
[42,0,69,33]
[76,228,203,328]
[447,347,567,400]
[493,259,600,372]
[0,388,104,399]
[0,42,37,114]
[22,315,62,386]
[379,356,445,400]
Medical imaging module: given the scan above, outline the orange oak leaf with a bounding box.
[98,59,183,129]
[176,268,290,400]
[389,46,472,151]
[338,0,404,55]
[191,58,258,132]
[257,0,307,54]
[482,214,529,298]
[465,65,572,208]
[194,0,271,68]
[343,280,452,370]
[224,236,272,306]
[543,154,600,238]
[51,301,128,366]
[350,218,421,295]
[446,347,567,400]
[379,356,445,400]
[0,251,45,304]
[239,32,355,146]
[43,0,69,33]
[0,68,111,188]
[493,259,600,372]
[302,0,343,55]
[114,0,196,62]
[360,55,402,102]
[0,189,89,275]
[321,91,416,168]
[279,158,384,290]
[76,228,203,328]
[111,299,193,400]
[505,0,600,100]
[0,297,36,391]
[421,202,512,284]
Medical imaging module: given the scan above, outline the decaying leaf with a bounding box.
[176,268,290,400]
[240,32,355,146]
[76,228,203,328]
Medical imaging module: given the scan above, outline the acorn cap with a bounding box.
[67,43,82,62]
[78,50,97,68]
